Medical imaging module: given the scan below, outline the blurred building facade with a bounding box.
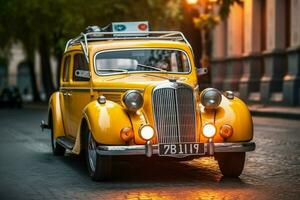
[211,0,300,106]
[0,43,57,101]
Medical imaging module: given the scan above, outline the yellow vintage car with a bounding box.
[41,22,255,181]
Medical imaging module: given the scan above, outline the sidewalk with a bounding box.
[248,104,300,119]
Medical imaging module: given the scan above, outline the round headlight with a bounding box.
[139,125,155,140]
[202,123,216,138]
[123,90,144,112]
[200,88,222,109]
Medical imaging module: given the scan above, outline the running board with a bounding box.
[56,136,75,150]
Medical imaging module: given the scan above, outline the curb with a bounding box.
[250,109,300,120]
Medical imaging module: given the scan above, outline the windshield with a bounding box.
[94,49,190,75]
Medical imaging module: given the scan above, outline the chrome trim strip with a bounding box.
[60,88,90,92]
[60,87,144,93]
[94,88,144,93]
[211,142,256,153]
[97,144,159,156]
[174,88,181,143]
[96,142,256,156]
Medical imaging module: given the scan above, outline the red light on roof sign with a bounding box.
[138,23,148,31]
[112,21,149,36]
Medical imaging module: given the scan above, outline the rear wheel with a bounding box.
[215,152,245,177]
[85,130,111,181]
[50,120,65,156]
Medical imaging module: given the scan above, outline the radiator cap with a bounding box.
[168,77,177,82]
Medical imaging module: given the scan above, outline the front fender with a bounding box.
[83,100,132,145]
[48,92,65,139]
[200,96,253,142]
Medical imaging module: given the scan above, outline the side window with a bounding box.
[62,55,71,82]
[73,54,90,81]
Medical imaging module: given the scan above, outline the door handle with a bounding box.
[63,92,72,96]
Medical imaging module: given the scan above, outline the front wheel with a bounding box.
[85,130,111,181]
[215,152,245,177]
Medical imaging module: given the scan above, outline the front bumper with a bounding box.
[96,141,256,157]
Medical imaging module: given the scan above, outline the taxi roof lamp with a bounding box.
[83,21,150,34]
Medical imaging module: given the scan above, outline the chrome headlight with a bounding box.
[122,90,144,111]
[200,88,222,109]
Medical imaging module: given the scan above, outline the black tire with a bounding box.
[215,152,245,177]
[50,120,65,156]
[84,130,111,181]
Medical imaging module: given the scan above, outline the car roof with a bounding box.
[66,39,191,54]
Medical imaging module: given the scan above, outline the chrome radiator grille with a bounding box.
[153,84,196,144]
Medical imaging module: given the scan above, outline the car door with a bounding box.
[60,54,72,137]
[67,53,92,138]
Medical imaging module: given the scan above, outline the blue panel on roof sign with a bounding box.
[114,24,126,32]
[112,21,149,36]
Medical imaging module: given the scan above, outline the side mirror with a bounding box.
[197,68,208,76]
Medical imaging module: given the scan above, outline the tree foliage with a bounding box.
[0,0,183,100]
[193,0,242,31]
[218,0,243,19]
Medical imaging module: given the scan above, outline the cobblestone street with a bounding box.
[0,105,299,200]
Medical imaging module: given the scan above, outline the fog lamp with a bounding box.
[120,127,134,142]
[139,125,155,141]
[202,123,216,138]
[220,124,233,138]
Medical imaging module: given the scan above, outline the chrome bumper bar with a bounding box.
[96,142,256,157]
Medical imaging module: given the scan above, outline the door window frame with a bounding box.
[60,54,72,87]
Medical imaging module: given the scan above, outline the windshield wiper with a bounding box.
[97,69,128,73]
[137,64,167,72]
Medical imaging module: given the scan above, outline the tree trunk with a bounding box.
[55,52,63,88]
[25,50,41,102]
[199,28,212,89]
[28,59,41,102]
[39,35,55,100]
[181,1,202,67]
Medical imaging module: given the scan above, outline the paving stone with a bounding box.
[0,107,299,200]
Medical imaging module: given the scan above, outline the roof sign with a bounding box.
[112,21,149,36]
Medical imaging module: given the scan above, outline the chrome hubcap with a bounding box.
[88,131,97,172]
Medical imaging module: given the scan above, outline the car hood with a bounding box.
[93,73,195,91]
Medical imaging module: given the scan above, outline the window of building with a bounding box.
[261,0,267,51]
[285,0,291,47]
